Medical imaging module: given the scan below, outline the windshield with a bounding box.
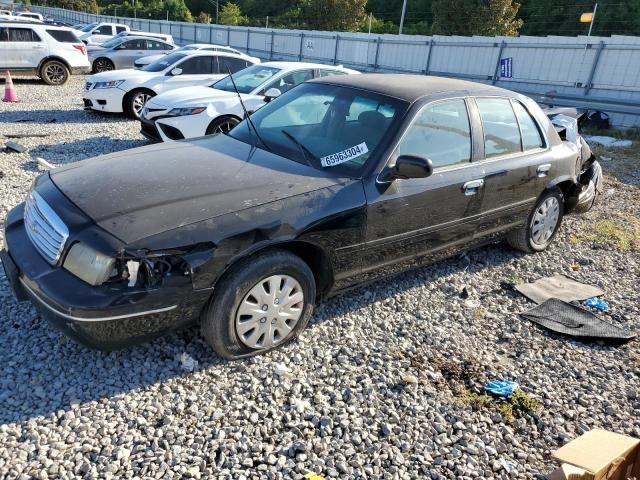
[230,82,406,176]
[101,37,123,48]
[80,22,97,32]
[212,65,280,94]
[143,52,186,72]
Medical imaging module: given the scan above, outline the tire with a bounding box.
[93,57,114,73]
[201,249,316,360]
[40,60,69,85]
[124,89,155,119]
[206,116,240,135]
[508,187,564,253]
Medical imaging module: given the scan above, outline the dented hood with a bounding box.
[49,135,344,244]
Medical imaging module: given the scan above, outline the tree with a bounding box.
[219,2,248,25]
[432,0,522,36]
[302,0,368,31]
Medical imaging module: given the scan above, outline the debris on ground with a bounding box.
[484,379,519,397]
[3,142,27,153]
[515,274,604,304]
[34,157,54,170]
[582,296,610,312]
[178,352,198,372]
[520,298,635,341]
[274,363,290,377]
[584,135,633,148]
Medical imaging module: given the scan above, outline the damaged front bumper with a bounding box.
[2,204,211,350]
[573,160,603,214]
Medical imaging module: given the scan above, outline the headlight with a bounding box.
[167,107,206,117]
[63,243,115,286]
[93,80,125,89]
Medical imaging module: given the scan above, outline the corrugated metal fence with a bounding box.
[36,6,640,128]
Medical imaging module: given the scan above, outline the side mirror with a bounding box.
[382,154,433,182]
[171,67,182,76]
[264,87,281,103]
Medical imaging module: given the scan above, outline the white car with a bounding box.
[140,62,359,142]
[111,30,174,45]
[73,22,129,44]
[83,50,257,119]
[0,21,90,84]
[16,12,44,21]
[0,10,13,17]
[134,43,258,69]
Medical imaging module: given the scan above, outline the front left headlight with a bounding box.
[167,107,206,117]
[63,243,115,286]
[93,80,125,89]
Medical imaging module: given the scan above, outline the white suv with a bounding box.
[0,21,91,85]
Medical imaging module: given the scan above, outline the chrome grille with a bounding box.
[24,191,69,265]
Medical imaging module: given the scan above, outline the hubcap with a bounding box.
[132,93,151,117]
[235,274,304,350]
[46,64,65,84]
[211,119,238,134]
[95,60,113,72]
[531,197,560,245]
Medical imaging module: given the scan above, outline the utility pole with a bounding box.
[398,0,407,35]
[266,16,268,29]
[588,2,598,37]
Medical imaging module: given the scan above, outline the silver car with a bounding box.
[88,36,176,72]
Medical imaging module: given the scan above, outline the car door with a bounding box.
[1,27,45,69]
[470,97,550,239]
[112,38,145,69]
[361,98,488,276]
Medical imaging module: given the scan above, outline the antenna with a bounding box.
[225,66,269,151]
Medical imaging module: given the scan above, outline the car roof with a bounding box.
[116,35,170,41]
[260,61,354,71]
[313,73,514,102]
[185,50,248,58]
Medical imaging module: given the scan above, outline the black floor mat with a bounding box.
[520,298,636,341]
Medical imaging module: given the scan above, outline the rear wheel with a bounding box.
[206,116,240,135]
[508,188,564,253]
[124,89,155,119]
[201,250,315,359]
[93,57,114,73]
[40,60,69,85]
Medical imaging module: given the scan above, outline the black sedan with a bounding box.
[1,74,602,359]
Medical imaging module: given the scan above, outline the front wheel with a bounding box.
[201,250,316,359]
[40,60,69,85]
[508,188,564,253]
[124,89,154,119]
[206,116,240,135]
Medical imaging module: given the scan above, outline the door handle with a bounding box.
[537,163,551,177]
[32,45,45,49]
[462,179,484,196]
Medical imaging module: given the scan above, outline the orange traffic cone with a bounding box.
[3,71,18,103]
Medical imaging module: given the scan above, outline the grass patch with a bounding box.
[572,219,640,252]
[454,388,492,409]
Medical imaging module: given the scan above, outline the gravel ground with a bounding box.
[1,76,639,480]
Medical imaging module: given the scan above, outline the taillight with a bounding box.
[73,44,86,55]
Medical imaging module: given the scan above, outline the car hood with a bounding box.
[148,86,242,108]
[88,69,154,83]
[49,134,345,244]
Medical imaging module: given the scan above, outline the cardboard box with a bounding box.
[548,429,640,480]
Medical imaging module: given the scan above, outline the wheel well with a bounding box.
[38,56,71,75]
[553,179,580,213]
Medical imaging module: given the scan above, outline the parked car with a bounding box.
[88,36,176,72]
[110,30,175,45]
[83,50,257,118]
[73,22,129,44]
[0,10,13,17]
[141,62,359,142]
[134,43,257,69]
[0,21,90,84]
[16,12,43,21]
[1,74,602,358]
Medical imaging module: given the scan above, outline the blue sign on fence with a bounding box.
[500,57,513,78]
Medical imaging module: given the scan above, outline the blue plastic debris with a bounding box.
[484,380,519,397]
[582,297,609,312]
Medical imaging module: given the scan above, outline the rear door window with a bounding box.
[264,69,314,94]
[476,97,522,158]
[46,29,80,42]
[513,101,545,150]
[115,26,127,33]
[398,99,472,168]
[217,56,248,74]
[7,28,41,42]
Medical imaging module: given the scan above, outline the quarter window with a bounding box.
[398,99,472,168]
[476,98,521,158]
[513,102,544,150]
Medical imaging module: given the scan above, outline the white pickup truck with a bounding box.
[74,22,130,44]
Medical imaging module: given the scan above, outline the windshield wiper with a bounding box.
[281,129,317,168]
